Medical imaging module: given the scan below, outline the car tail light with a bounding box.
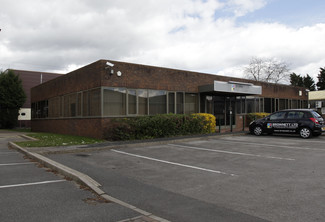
[310,118,320,125]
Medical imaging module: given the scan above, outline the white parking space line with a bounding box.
[273,138,325,144]
[168,144,295,161]
[0,180,66,189]
[112,149,237,177]
[216,140,325,151]
[0,162,34,167]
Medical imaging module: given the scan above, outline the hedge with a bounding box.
[246,112,270,125]
[104,113,216,141]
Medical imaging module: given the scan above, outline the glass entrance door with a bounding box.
[214,96,225,126]
[225,97,236,126]
[213,96,236,127]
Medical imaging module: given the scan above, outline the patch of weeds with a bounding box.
[83,197,110,205]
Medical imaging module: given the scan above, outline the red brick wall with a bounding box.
[32,118,105,139]
[31,61,104,102]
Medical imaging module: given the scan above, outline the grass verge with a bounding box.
[16,132,104,147]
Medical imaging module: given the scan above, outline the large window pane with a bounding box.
[236,96,243,114]
[176,92,184,114]
[69,93,77,117]
[63,95,69,117]
[89,89,101,116]
[77,93,82,116]
[138,89,148,115]
[255,98,260,113]
[242,97,246,113]
[103,88,126,116]
[149,90,167,115]
[279,99,286,110]
[264,98,271,113]
[292,100,298,109]
[83,91,89,116]
[128,90,137,115]
[48,97,61,118]
[246,96,255,113]
[185,93,198,114]
[259,97,264,112]
[32,100,48,118]
[168,92,175,113]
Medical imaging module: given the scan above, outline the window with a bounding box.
[185,93,198,114]
[168,92,175,113]
[287,111,304,119]
[63,93,77,117]
[138,89,148,115]
[292,100,298,109]
[246,96,255,113]
[176,92,184,114]
[269,111,286,120]
[259,97,264,113]
[128,89,137,115]
[83,91,89,116]
[264,98,272,113]
[312,111,322,118]
[69,93,77,117]
[149,90,167,115]
[89,89,101,116]
[279,99,286,110]
[31,100,48,119]
[271,98,277,112]
[48,97,61,118]
[236,96,242,114]
[103,88,126,116]
[77,93,82,116]
[255,98,260,113]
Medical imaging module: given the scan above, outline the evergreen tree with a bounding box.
[316,67,325,90]
[290,73,303,87]
[303,74,316,91]
[0,70,26,128]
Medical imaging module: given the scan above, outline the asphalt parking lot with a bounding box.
[48,134,325,222]
[0,131,140,222]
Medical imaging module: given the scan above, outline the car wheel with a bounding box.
[300,127,311,139]
[253,126,263,136]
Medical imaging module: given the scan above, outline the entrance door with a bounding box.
[214,96,225,126]
[225,97,236,126]
[213,96,236,127]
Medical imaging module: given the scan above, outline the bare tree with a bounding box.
[244,57,290,83]
[244,57,264,81]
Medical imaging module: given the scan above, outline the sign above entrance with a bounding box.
[199,80,262,95]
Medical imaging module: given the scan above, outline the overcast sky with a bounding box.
[1,0,325,82]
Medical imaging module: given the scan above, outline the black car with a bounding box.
[249,109,325,138]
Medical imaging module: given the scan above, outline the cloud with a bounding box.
[0,0,325,82]
[225,0,267,17]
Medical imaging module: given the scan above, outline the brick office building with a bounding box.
[31,60,308,139]
[9,69,62,128]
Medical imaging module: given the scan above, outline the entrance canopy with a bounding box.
[199,80,262,96]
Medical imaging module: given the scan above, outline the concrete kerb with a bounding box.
[7,141,170,222]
